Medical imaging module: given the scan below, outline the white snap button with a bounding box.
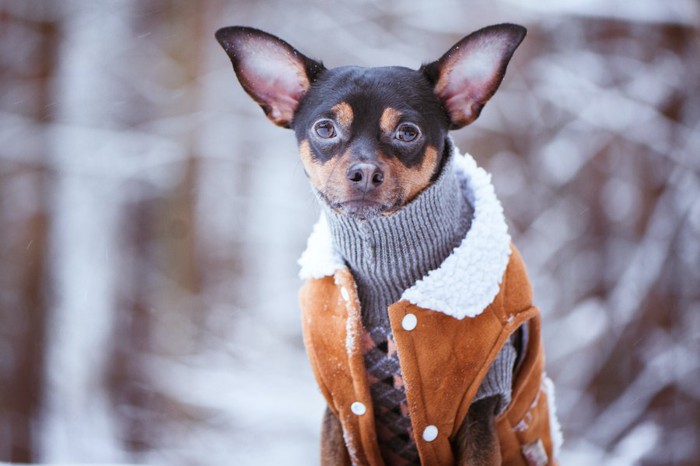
[422,425,438,442]
[340,287,350,302]
[402,313,417,331]
[350,401,366,416]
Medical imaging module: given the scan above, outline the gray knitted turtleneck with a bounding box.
[318,146,517,464]
[323,150,472,329]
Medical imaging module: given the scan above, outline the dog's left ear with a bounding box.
[422,24,526,129]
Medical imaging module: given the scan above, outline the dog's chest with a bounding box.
[360,321,420,464]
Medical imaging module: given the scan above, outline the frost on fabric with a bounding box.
[346,314,360,357]
[342,425,361,466]
[336,275,362,357]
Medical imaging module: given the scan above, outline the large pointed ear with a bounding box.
[421,24,526,129]
[215,26,325,128]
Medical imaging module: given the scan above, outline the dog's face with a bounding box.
[216,25,525,219]
[291,65,450,218]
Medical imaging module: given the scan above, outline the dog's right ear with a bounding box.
[215,27,325,128]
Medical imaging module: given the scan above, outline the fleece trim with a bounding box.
[298,213,344,280]
[298,140,512,319]
[544,375,564,458]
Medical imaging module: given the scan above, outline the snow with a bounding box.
[40,4,136,462]
[502,0,700,25]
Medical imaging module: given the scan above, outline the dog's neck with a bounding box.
[320,147,474,328]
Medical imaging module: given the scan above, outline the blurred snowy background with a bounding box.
[1,0,699,465]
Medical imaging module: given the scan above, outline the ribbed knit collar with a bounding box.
[299,139,512,319]
[320,145,472,327]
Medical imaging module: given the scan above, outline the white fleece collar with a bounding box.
[298,142,512,319]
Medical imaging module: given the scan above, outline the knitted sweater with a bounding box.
[319,144,517,464]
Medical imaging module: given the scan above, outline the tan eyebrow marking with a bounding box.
[332,102,354,129]
[380,107,401,134]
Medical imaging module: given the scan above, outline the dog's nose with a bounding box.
[346,163,384,191]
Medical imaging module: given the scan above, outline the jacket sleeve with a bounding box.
[494,246,561,465]
[472,337,517,413]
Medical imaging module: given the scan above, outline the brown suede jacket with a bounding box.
[298,151,562,465]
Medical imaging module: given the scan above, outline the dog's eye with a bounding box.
[314,120,336,139]
[395,123,420,142]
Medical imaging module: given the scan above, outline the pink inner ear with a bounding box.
[436,34,517,125]
[438,37,509,101]
[237,37,310,124]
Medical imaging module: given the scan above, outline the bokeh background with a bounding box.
[1,0,699,465]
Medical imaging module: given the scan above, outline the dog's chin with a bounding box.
[335,200,394,220]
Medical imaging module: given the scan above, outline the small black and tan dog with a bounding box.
[215,25,551,466]
[215,25,524,221]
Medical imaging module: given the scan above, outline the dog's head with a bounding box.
[216,25,525,219]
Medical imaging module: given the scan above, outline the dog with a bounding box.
[216,24,561,466]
